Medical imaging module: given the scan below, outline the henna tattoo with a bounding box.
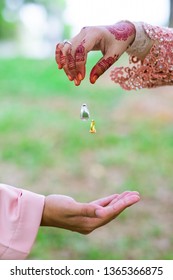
[90,55,118,83]
[98,57,114,71]
[55,45,66,68]
[60,52,66,67]
[75,41,85,62]
[107,22,135,41]
[67,50,76,70]
[55,43,61,54]
[111,23,173,90]
[98,55,118,72]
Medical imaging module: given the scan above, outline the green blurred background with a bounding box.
[0,0,173,260]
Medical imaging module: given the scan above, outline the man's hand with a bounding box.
[41,191,140,234]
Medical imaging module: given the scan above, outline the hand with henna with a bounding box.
[55,21,136,86]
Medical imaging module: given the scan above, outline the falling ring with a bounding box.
[63,40,72,45]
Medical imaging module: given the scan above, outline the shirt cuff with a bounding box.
[126,22,153,59]
[0,184,45,259]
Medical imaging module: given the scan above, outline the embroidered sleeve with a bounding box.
[110,22,173,90]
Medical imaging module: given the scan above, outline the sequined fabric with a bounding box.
[110,23,173,90]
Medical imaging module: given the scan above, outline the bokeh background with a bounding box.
[0,0,173,259]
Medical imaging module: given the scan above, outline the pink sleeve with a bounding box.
[0,184,45,259]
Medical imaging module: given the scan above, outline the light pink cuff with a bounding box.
[0,184,45,259]
[126,22,153,59]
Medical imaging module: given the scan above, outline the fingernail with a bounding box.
[74,78,80,86]
[126,195,140,204]
[68,74,73,81]
[78,73,83,81]
[91,74,98,84]
[132,191,139,195]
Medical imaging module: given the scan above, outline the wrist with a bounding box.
[126,21,154,59]
[40,195,51,226]
[127,22,136,46]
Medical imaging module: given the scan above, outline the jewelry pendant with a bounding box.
[80,104,90,121]
[89,120,96,133]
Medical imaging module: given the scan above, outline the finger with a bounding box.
[70,28,104,84]
[91,194,119,207]
[61,44,78,81]
[55,42,77,83]
[95,193,140,218]
[60,44,84,85]
[90,54,119,84]
[90,191,138,207]
[55,43,66,69]
[68,37,93,85]
[74,41,87,83]
[108,191,139,206]
[75,202,102,218]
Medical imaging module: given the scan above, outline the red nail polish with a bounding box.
[68,75,73,81]
[74,78,80,86]
[92,75,98,83]
[78,73,83,81]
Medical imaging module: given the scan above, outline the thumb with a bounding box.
[90,54,119,84]
[76,202,102,218]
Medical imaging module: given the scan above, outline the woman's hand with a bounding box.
[55,21,135,86]
[41,191,140,234]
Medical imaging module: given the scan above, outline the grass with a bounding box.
[0,55,173,259]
